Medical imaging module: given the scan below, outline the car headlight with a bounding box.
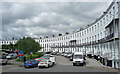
[80,60,84,63]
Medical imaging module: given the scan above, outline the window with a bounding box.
[80,33,81,37]
[95,35,96,41]
[106,15,108,23]
[87,29,88,33]
[98,23,99,29]
[103,18,105,25]
[98,34,99,40]
[92,26,94,31]
[95,25,96,30]
[100,21,102,27]
[90,37,91,42]
[100,32,102,38]
[89,28,91,33]
[85,30,86,35]
[92,36,94,41]
[109,11,111,19]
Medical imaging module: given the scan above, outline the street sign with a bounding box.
[19,50,23,54]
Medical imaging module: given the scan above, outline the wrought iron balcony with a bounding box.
[98,38,106,43]
[106,33,114,40]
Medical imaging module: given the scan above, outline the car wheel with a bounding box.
[5,61,7,65]
[53,62,55,65]
[81,63,83,66]
[48,64,50,68]
[73,63,75,66]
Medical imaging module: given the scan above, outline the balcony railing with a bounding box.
[98,38,106,43]
[106,33,114,40]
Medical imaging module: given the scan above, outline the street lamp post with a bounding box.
[103,12,116,68]
[118,1,120,70]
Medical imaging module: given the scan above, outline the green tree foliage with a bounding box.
[16,37,41,54]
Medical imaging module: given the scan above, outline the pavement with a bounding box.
[8,59,24,67]
[85,57,118,72]
[86,57,103,67]
[1,56,119,72]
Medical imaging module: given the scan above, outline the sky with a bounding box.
[1,1,112,40]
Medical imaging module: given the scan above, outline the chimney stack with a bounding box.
[65,32,69,34]
[59,34,62,36]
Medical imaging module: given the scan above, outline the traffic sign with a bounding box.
[19,50,23,54]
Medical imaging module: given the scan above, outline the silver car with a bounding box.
[0,55,8,65]
[6,53,18,59]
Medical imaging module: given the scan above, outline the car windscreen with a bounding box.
[8,54,13,56]
[73,55,83,59]
[26,60,35,62]
[40,59,47,62]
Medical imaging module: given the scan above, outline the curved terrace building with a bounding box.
[1,1,120,68]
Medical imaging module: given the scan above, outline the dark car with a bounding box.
[69,53,74,61]
[24,59,39,68]
[56,52,61,56]
[51,52,57,55]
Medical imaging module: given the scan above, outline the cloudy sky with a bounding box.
[2,1,112,40]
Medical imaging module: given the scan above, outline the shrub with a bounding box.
[16,58,21,62]
[35,52,44,57]
[26,55,31,61]
[25,52,44,61]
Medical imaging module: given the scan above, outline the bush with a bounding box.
[31,54,39,59]
[25,52,44,61]
[26,55,31,61]
[16,59,21,62]
[35,52,44,57]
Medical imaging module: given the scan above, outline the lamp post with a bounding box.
[103,12,116,68]
[118,1,120,70]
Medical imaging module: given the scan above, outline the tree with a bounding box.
[9,43,13,49]
[16,37,41,54]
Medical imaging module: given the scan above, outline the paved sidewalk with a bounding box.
[8,59,24,67]
[86,57,103,67]
[85,57,118,72]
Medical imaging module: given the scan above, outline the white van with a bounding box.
[73,52,86,66]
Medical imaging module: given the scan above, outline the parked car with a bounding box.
[44,54,56,64]
[61,52,64,56]
[67,53,72,58]
[17,54,24,57]
[0,55,8,65]
[73,52,86,66]
[24,59,39,68]
[38,59,53,68]
[56,52,61,56]
[6,53,18,59]
[51,52,57,55]
[64,53,67,57]
[35,57,44,62]
[69,53,73,61]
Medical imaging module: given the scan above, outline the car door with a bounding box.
[48,60,52,66]
[31,60,36,66]
[50,56,55,63]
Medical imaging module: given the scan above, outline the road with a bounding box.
[1,56,118,72]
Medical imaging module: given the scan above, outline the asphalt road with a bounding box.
[1,56,118,72]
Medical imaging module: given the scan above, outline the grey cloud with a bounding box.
[2,2,110,39]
